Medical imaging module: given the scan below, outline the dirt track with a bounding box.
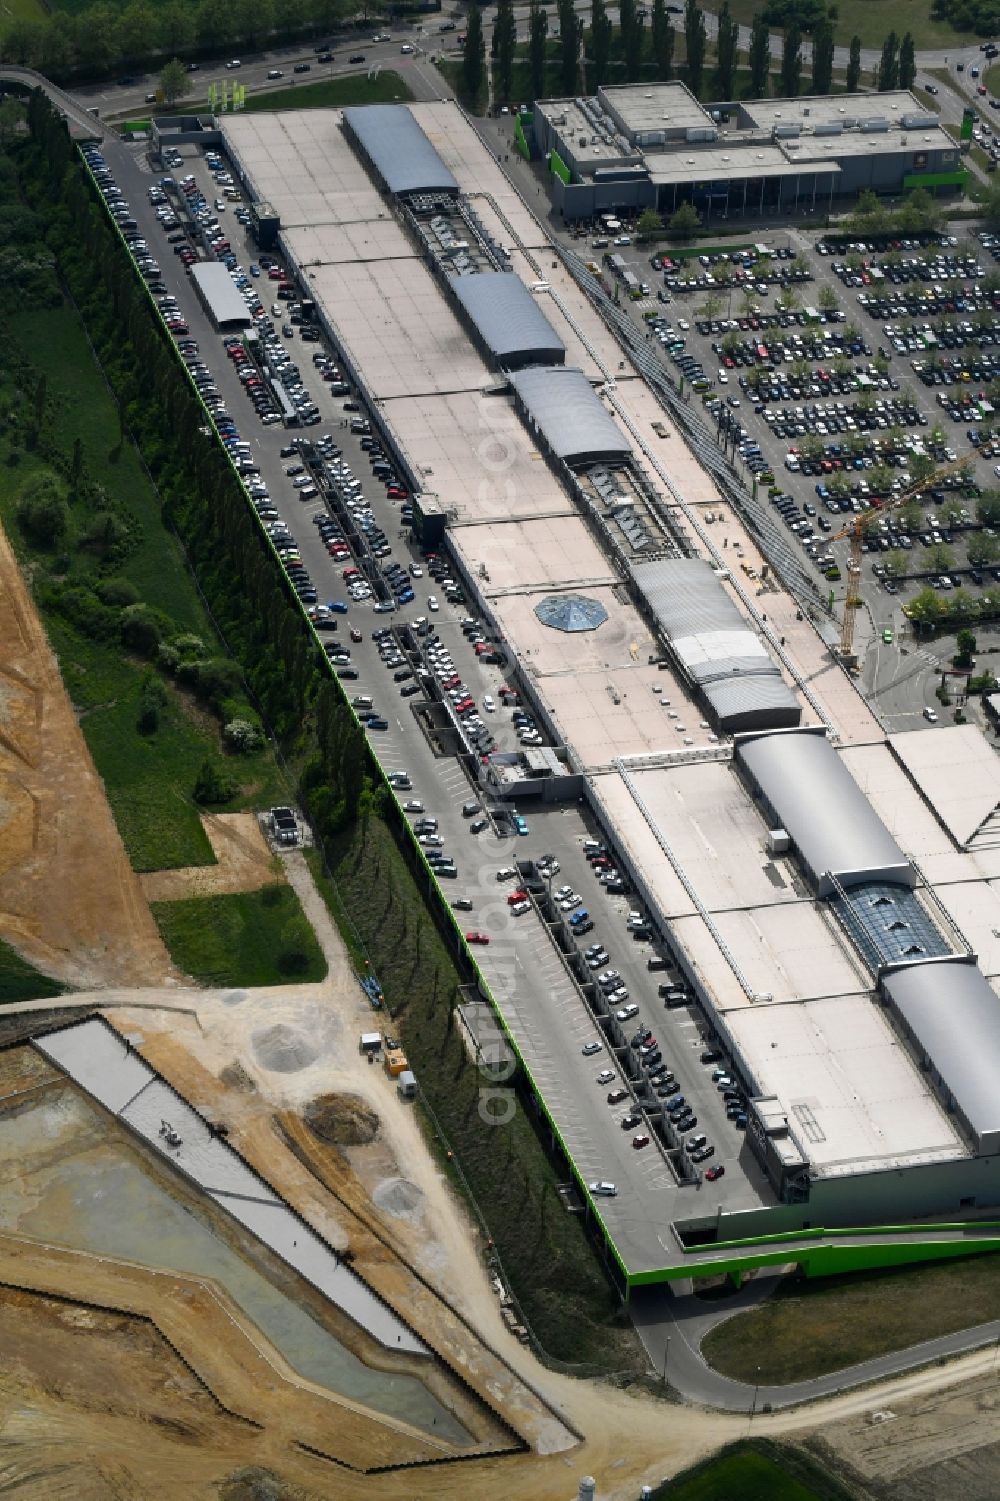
[0,528,174,989]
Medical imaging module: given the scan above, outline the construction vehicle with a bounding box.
[831,455,974,664]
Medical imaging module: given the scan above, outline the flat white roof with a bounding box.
[221,110,386,226]
[648,145,832,185]
[309,257,491,399]
[618,761,810,914]
[450,514,616,595]
[672,904,870,1013]
[728,996,965,1176]
[380,391,574,523]
[283,217,415,265]
[889,725,1000,849]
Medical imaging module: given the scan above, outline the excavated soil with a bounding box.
[140,814,280,903]
[304,1092,381,1148]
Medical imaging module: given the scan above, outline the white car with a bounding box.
[510,900,531,916]
[596,1069,615,1085]
[560,894,583,912]
[582,1041,602,1057]
[613,234,631,245]
[616,1003,640,1022]
[428,595,439,611]
[677,318,690,331]
[483,694,495,712]
[588,1181,618,1197]
[400,42,415,53]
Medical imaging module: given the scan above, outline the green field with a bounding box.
[243,72,413,113]
[0,939,64,1005]
[0,0,48,31]
[1,307,291,873]
[702,1252,1000,1384]
[703,0,980,52]
[152,886,327,987]
[651,1441,857,1501]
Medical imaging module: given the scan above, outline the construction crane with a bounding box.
[830,455,974,663]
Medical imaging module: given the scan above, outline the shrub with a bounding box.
[137,674,168,734]
[193,758,237,806]
[17,482,68,545]
[223,718,263,754]
[96,577,140,607]
[120,603,162,658]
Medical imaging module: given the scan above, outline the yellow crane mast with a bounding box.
[830,455,974,662]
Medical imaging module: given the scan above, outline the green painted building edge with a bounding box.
[514,112,530,160]
[627,1232,1000,1288]
[707,1218,1000,1253]
[550,148,571,184]
[903,169,970,188]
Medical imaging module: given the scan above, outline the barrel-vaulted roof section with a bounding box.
[341,105,459,197]
[737,729,915,895]
[508,366,631,465]
[630,558,800,731]
[450,273,565,368]
[189,263,253,329]
[882,959,1000,1154]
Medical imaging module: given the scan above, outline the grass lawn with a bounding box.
[0,0,48,30]
[704,0,980,52]
[2,306,291,872]
[650,1440,857,1501]
[152,885,327,988]
[0,939,64,1004]
[243,72,413,112]
[702,1251,1000,1385]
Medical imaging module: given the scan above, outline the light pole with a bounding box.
[662,1334,670,1386]
[750,1362,761,1420]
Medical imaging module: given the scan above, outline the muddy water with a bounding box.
[0,1087,470,1444]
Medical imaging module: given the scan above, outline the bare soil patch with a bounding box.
[304,1092,381,1148]
[141,813,279,903]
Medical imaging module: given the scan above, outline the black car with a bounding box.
[349,53,366,63]
[318,51,334,62]
[294,62,311,73]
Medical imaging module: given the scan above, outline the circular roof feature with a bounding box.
[535,594,608,634]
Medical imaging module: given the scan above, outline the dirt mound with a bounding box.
[219,1061,257,1093]
[251,1024,320,1075]
[304,1092,380,1146]
[373,1176,425,1221]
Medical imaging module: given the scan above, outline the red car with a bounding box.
[342,566,360,579]
[350,626,363,642]
[507,889,528,906]
[386,485,409,499]
[632,1134,650,1150]
[705,1165,726,1182]
[465,930,489,945]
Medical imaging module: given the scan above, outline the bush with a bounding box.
[17,480,68,546]
[96,577,140,607]
[137,673,168,734]
[193,758,237,806]
[223,717,263,754]
[120,603,162,658]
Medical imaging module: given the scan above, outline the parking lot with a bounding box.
[571,217,1000,709]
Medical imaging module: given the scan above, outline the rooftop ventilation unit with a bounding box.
[814,122,843,136]
[861,118,890,133]
[901,113,937,130]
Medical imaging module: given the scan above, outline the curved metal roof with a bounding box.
[509,367,631,466]
[630,558,800,731]
[189,263,253,329]
[736,729,914,896]
[342,105,459,197]
[882,959,1000,1154]
[450,273,565,368]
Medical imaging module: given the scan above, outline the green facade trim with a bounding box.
[903,170,969,189]
[550,148,571,184]
[514,112,530,160]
